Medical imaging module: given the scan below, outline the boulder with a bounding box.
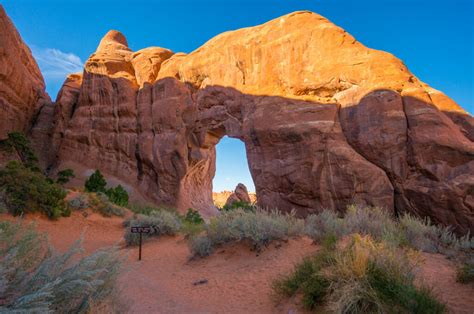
[225,183,252,207]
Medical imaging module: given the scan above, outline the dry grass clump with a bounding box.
[189,208,304,257]
[273,234,446,313]
[0,221,123,313]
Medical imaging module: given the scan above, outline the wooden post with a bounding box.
[139,232,142,261]
[131,226,150,261]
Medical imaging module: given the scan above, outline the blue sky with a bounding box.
[2,0,472,192]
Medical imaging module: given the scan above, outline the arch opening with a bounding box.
[212,136,255,208]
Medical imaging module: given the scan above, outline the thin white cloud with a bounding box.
[31,46,83,79]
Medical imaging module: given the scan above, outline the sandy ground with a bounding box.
[1,212,473,313]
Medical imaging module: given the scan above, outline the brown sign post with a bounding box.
[130,226,151,260]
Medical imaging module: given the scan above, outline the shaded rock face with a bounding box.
[31,11,473,232]
[225,183,252,207]
[0,6,50,140]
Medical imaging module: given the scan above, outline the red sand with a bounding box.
[1,212,473,313]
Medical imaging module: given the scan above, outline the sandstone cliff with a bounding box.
[0,6,50,140]
[29,11,473,232]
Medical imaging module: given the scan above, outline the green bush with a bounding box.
[106,185,129,206]
[0,221,123,313]
[0,161,68,218]
[84,170,107,193]
[221,200,256,212]
[188,208,304,257]
[273,234,445,313]
[56,169,75,185]
[0,132,39,171]
[124,210,182,246]
[184,208,204,224]
[181,208,205,238]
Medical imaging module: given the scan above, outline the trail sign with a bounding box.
[130,226,151,260]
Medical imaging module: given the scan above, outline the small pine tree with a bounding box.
[84,170,107,193]
[0,161,68,218]
[106,185,129,206]
[56,169,75,185]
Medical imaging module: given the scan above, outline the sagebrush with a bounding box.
[189,208,304,257]
[305,205,473,254]
[0,221,123,313]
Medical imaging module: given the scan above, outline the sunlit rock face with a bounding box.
[224,183,252,208]
[28,11,473,232]
[0,6,50,140]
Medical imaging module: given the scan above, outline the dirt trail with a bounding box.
[1,212,473,313]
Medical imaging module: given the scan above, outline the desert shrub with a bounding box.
[67,194,89,210]
[85,170,107,193]
[399,213,438,252]
[183,208,204,224]
[272,234,445,313]
[128,203,176,216]
[0,132,39,171]
[0,221,123,313]
[456,260,474,284]
[56,168,75,185]
[181,208,205,237]
[188,208,304,257]
[0,161,68,218]
[304,210,346,243]
[124,210,182,246]
[436,226,474,251]
[188,235,213,257]
[344,205,404,246]
[106,185,129,207]
[273,254,330,309]
[221,200,256,212]
[89,193,125,217]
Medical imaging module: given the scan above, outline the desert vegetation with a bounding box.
[220,200,256,212]
[84,170,129,207]
[188,208,304,257]
[304,205,473,254]
[272,234,446,313]
[0,221,123,313]
[0,133,128,219]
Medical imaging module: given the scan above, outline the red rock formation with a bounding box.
[224,183,252,207]
[0,6,50,140]
[28,11,473,232]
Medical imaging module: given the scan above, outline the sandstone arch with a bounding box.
[26,11,473,233]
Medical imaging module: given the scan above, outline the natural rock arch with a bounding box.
[26,11,473,233]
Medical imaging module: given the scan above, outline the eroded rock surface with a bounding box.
[28,11,473,232]
[0,6,50,140]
